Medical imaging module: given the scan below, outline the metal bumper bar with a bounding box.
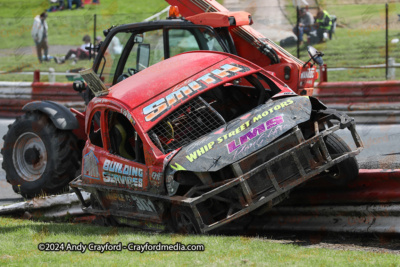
[185,115,364,233]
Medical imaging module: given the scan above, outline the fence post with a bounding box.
[48,68,55,83]
[92,13,97,61]
[94,14,97,46]
[388,58,395,80]
[33,70,40,82]
[320,64,327,83]
[296,6,300,59]
[385,3,388,80]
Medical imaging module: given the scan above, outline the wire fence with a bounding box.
[0,12,156,49]
[1,1,400,82]
[282,1,400,81]
[0,11,165,82]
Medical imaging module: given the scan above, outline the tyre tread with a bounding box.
[1,111,80,198]
[324,133,359,184]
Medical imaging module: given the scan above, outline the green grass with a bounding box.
[284,27,400,82]
[284,28,396,82]
[0,0,168,49]
[0,217,399,266]
[282,3,400,81]
[0,0,224,82]
[0,0,168,82]
[0,54,92,82]
[1,1,400,82]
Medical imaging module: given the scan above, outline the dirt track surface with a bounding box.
[0,45,77,57]
[224,0,293,41]
[223,0,317,42]
[270,233,400,254]
[230,231,400,254]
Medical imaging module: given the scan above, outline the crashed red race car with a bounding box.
[70,51,363,233]
[2,6,318,198]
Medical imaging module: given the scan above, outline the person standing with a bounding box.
[31,12,49,63]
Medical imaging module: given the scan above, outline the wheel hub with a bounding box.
[12,132,47,182]
[24,147,41,165]
[176,211,196,234]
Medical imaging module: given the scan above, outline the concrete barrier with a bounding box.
[315,80,400,124]
[0,79,84,118]
[1,70,399,122]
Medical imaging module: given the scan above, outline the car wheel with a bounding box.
[323,133,359,185]
[171,205,201,234]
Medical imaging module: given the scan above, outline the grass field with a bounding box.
[283,3,400,81]
[0,0,169,82]
[0,0,168,49]
[0,217,399,266]
[0,1,400,82]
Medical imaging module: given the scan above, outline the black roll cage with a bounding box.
[92,19,236,86]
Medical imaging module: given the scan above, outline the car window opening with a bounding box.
[108,111,145,163]
[89,111,103,148]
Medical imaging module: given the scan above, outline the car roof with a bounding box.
[104,51,262,128]
[99,51,295,132]
[107,52,239,105]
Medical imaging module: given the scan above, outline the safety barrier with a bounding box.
[315,80,400,107]
[244,169,400,234]
[0,71,84,117]
[314,79,400,124]
[1,69,399,121]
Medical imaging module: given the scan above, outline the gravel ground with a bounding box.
[0,45,77,57]
[262,232,400,254]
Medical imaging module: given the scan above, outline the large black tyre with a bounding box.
[1,111,80,198]
[323,133,359,185]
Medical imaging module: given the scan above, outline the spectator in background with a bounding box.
[292,0,309,9]
[315,7,332,42]
[31,12,49,63]
[293,8,314,45]
[109,36,123,57]
[95,36,102,44]
[48,0,66,12]
[67,0,83,9]
[54,34,92,64]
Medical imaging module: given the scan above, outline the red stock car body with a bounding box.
[71,51,363,234]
